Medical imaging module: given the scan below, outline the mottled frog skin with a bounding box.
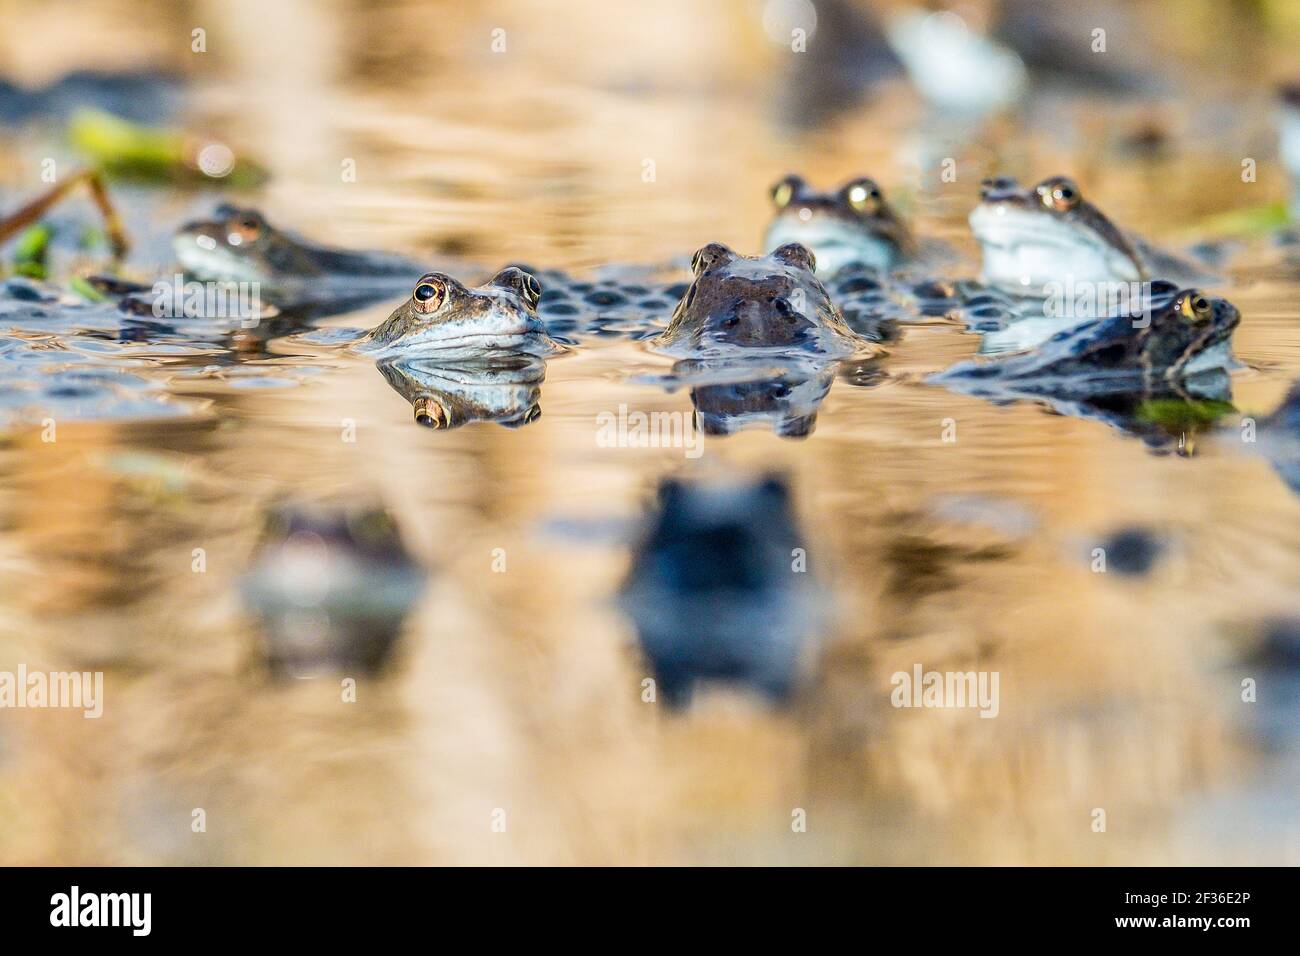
[650,242,867,359]
[931,282,1239,397]
[355,267,556,357]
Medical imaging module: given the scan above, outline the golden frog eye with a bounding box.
[770,175,804,209]
[1177,290,1212,322]
[229,213,263,245]
[843,179,883,213]
[413,278,445,312]
[1036,177,1082,212]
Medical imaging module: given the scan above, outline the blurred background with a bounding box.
[0,0,1298,864]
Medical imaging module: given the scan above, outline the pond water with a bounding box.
[0,0,1298,864]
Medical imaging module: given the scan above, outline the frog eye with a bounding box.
[487,266,542,308]
[523,274,542,308]
[1177,290,1212,322]
[412,277,446,313]
[1036,177,1082,212]
[691,242,735,276]
[228,212,263,245]
[770,175,806,209]
[842,178,883,213]
[771,242,816,272]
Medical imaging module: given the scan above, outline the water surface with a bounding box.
[1,0,1298,864]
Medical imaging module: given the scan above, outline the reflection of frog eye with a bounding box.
[413,278,446,313]
[1037,177,1082,212]
[1177,290,1212,322]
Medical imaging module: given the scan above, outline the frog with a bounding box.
[172,204,427,312]
[172,204,694,338]
[970,175,1218,293]
[354,267,556,357]
[649,241,869,359]
[763,174,917,276]
[930,282,1240,398]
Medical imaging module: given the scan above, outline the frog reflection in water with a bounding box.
[619,475,822,708]
[970,175,1217,293]
[377,352,545,429]
[240,502,425,677]
[678,358,838,439]
[1250,379,1300,496]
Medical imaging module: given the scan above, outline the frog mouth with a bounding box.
[358,321,552,357]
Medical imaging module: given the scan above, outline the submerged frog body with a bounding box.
[376,351,545,429]
[931,283,1239,397]
[619,475,821,708]
[173,204,425,309]
[763,174,916,276]
[239,502,425,677]
[355,267,554,356]
[970,175,1215,292]
[651,242,865,358]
